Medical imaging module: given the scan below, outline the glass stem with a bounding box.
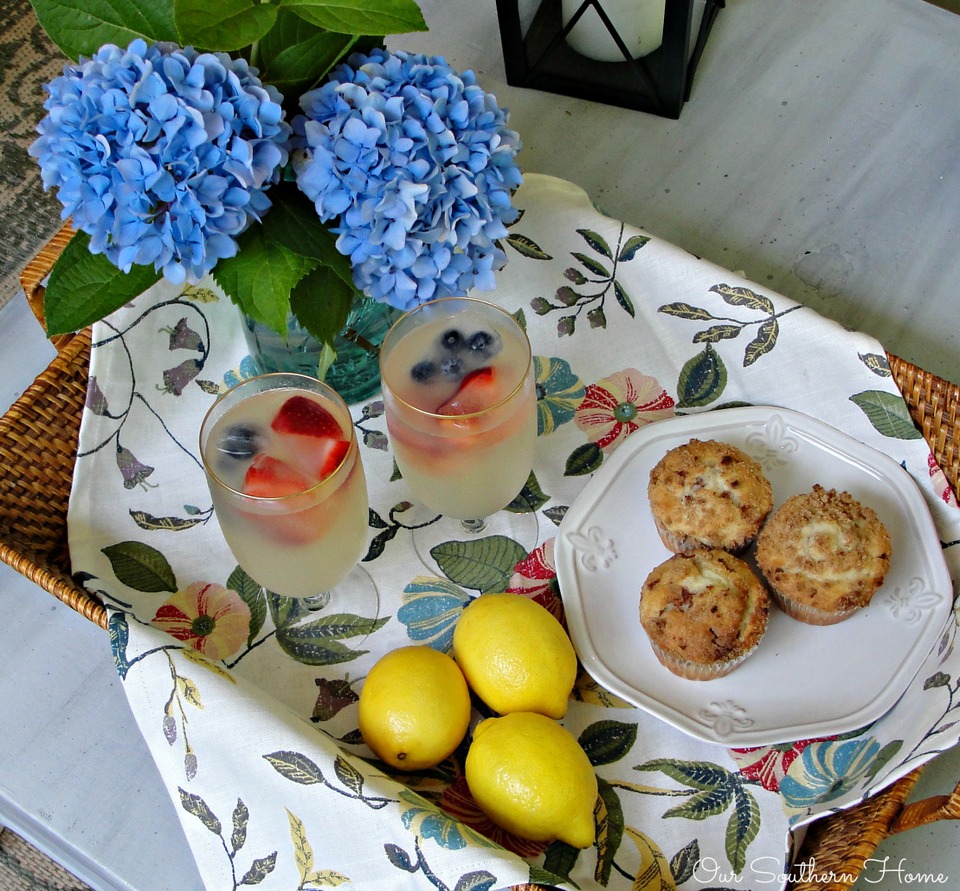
[461,517,488,535]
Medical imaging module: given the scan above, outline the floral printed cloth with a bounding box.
[67,174,960,890]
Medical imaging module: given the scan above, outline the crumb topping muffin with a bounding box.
[647,438,774,554]
[639,549,770,680]
[755,485,892,625]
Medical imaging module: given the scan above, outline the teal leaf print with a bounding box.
[677,344,727,407]
[579,720,638,766]
[663,785,732,820]
[614,280,636,318]
[573,250,610,277]
[240,854,278,885]
[505,232,553,261]
[178,788,222,834]
[671,839,700,885]
[660,301,717,321]
[398,578,473,650]
[565,441,603,476]
[108,611,131,679]
[431,535,528,593]
[231,798,249,853]
[713,283,775,314]
[129,509,208,531]
[264,750,326,786]
[637,758,733,791]
[535,356,585,435]
[275,613,388,665]
[693,323,741,343]
[506,471,549,513]
[268,591,306,629]
[850,390,923,439]
[102,541,177,593]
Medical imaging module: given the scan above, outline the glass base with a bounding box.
[284,564,382,653]
[405,504,541,576]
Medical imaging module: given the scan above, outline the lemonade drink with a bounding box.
[200,374,368,598]
[380,297,536,522]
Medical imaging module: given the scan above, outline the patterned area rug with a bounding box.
[0,0,67,308]
[0,828,92,891]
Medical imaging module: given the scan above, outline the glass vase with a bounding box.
[241,299,401,404]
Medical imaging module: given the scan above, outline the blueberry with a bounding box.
[218,424,261,460]
[466,329,502,359]
[439,328,465,351]
[440,355,465,379]
[411,360,437,382]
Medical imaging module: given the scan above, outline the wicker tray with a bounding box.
[5,226,960,890]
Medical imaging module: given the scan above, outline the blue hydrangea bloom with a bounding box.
[292,48,522,310]
[30,39,291,284]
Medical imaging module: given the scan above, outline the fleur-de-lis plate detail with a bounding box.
[745,412,800,469]
[884,576,944,624]
[565,526,616,571]
[697,700,754,738]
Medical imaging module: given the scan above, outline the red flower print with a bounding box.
[507,538,566,629]
[575,368,675,451]
[152,581,251,661]
[928,453,958,508]
[729,735,836,792]
[439,776,549,858]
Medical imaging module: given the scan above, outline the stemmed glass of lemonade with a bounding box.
[200,373,374,612]
[379,296,537,542]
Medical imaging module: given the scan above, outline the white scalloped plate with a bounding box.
[555,406,953,746]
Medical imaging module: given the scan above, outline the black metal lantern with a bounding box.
[495,0,724,119]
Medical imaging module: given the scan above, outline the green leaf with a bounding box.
[850,390,923,440]
[269,592,306,629]
[43,232,162,335]
[634,758,733,791]
[30,0,178,60]
[289,265,355,346]
[726,787,760,874]
[743,317,778,366]
[228,565,267,646]
[213,225,316,335]
[505,470,549,513]
[613,280,635,318]
[282,0,428,36]
[571,251,609,278]
[265,186,357,286]
[577,228,612,259]
[677,344,726,408]
[564,441,603,476]
[173,0,277,51]
[505,233,553,261]
[102,540,177,592]
[263,750,326,785]
[710,283,775,315]
[864,739,904,783]
[430,535,527,593]
[578,720,637,766]
[663,785,732,820]
[595,777,624,886]
[276,614,388,664]
[258,10,357,94]
[618,234,650,262]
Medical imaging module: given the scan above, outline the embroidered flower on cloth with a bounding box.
[292,48,522,310]
[575,368,675,451]
[152,581,251,660]
[30,39,290,284]
[929,453,959,508]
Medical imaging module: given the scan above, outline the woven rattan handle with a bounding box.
[18,223,75,349]
[890,774,960,833]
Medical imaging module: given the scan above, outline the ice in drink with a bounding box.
[200,375,368,598]
[380,298,536,521]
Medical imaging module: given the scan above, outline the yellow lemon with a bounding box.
[358,646,471,771]
[465,712,598,848]
[453,593,577,719]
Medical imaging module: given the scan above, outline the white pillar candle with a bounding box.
[561,0,666,62]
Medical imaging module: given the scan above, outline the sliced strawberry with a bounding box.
[313,437,350,479]
[271,395,344,439]
[437,366,497,415]
[243,455,311,498]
